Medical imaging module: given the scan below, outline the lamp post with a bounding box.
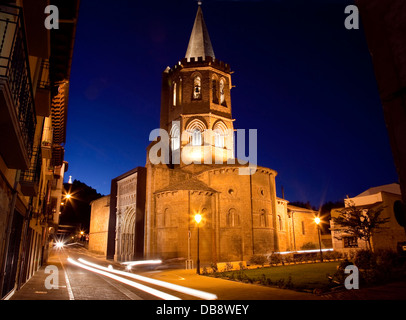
[194,213,202,275]
[315,217,323,262]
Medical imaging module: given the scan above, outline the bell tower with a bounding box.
[160,3,235,167]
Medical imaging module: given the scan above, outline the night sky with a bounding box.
[64,0,398,208]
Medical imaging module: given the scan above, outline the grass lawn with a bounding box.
[209,262,340,291]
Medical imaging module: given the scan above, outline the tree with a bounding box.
[332,201,390,251]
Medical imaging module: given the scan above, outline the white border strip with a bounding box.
[59,256,74,300]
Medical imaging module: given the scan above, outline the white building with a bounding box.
[331,183,406,253]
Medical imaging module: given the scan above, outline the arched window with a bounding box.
[212,79,218,104]
[191,129,202,146]
[227,208,239,227]
[170,123,180,151]
[193,76,201,100]
[173,82,177,106]
[219,78,226,106]
[186,119,206,146]
[213,121,228,148]
[278,215,282,231]
[260,209,266,227]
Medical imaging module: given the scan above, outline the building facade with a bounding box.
[330,183,406,253]
[0,0,79,298]
[89,195,110,256]
[90,4,321,265]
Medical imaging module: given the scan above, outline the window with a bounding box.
[227,208,240,227]
[173,82,177,106]
[278,215,282,231]
[212,79,218,104]
[191,129,202,146]
[192,129,202,146]
[343,236,358,248]
[301,221,305,235]
[170,123,180,151]
[193,76,201,100]
[213,121,228,148]
[186,119,206,146]
[260,209,266,227]
[214,130,223,148]
[219,78,226,106]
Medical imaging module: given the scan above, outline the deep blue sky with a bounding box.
[65,0,398,208]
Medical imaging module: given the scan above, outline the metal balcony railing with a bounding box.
[0,4,37,160]
[38,59,50,90]
[19,146,42,196]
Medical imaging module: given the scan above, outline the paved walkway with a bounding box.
[7,247,406,300]
[9,254,71,300]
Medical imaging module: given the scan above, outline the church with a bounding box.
[89,4,320,265]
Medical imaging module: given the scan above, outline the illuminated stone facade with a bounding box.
[142,5,320,264]
[90,5,321,264]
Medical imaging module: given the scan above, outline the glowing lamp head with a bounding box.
[55,241,64,249]
[194,213,202,224]
[65,194,71,200]
[315,217,321,225]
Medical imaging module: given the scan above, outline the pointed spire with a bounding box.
[185,3,215,61]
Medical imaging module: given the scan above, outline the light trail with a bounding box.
[121,259,162,266]
[78,258,218,300]
[67,258,181,300]
[276,248,334,255]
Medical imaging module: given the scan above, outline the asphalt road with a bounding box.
[50,245,209,300]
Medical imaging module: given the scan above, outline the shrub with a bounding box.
[268,253,282,265]
[330,259,353,285]
[301,242,317,250]
[375,249,399,270]
[225,262,233,271]
[283,253,295,264]
[249,254,267,266]
[354,249,376,270]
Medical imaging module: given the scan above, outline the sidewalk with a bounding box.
[10,254,71,300]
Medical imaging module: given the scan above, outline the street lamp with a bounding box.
[194,213,202,275]
[314,216,323,262]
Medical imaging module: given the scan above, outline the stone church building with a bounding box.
[89,4,320,265]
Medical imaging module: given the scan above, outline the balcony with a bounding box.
[41,125,53,159]
[0,5,37,170]
[35,59,51,117]
[20,146,42,197]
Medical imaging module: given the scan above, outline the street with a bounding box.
[9,244,406,303]
[11,244,221,300]
[9,244,319,300]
